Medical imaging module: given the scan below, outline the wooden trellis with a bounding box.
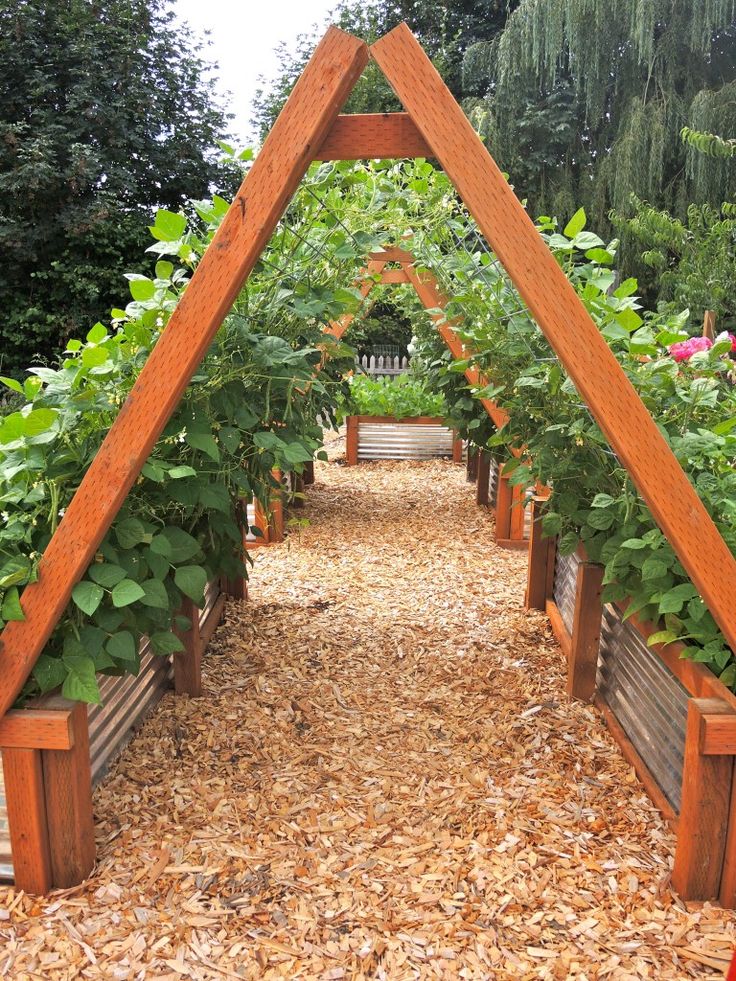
[2,22,736,896]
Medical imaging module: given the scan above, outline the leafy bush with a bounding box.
[346,374,446,419]
[411,204,736,690]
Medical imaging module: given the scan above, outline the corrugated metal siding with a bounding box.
[553,549,580,635]
[357,421,455,461]
[0,582,221,881]
[597,604,688,813]
[488,456,499,507]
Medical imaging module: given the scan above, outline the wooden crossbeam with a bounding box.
[0,27,369,717]
[368,247,416,262]
[314,112,432,160]
[371,23,736,655]
[379,269,410,283]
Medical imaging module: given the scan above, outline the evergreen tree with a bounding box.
[0,0,234,374]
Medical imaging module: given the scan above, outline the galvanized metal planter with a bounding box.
[345,415,458,464]
[0,581,223,883]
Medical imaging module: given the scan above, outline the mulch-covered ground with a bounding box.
[1,454,735,979]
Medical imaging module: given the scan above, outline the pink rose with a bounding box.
[669,336,713,362]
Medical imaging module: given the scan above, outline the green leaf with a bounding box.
[558,531,579,555]
[115,517,147,549]
[129,278,156,302]
[719,664,736,689]
[72,580,104,616]
[150,631,186,655]
[111,579,146,608]
[155,527,201,563]
[140,579,169,609]
[641,557,669,580]
[563,207,586,238]
[33,654,67,693]
[106,631,137,662]
[573,231,604,250]
[81,346,109,369]
[0,376,24,395]
[185,432,220,461]
[88,563,127,588]
[23,408,58,436]
[61,654,101,703]
[168,465,198,479]
[591,493,615,509]
[621,538,647,550]
[150,209,187,242]
[174,564,208,604]
[1,586,25,621]
[659,583,698,615]
[86,322,107,344]
[586,508,615,530]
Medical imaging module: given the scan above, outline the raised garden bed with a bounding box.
[345,415,460,464]
[526,513,736,906]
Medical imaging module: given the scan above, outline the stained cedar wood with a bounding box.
[0,27,370,717]
[371,22,736,657]
[42,702,95,887]
[568,562,605,702]
[672,699,733,900]
[2,748,53,893]
[173,597,202,697]
[525,502,549,612]
[0,709,74,750]
[313,112,431,160]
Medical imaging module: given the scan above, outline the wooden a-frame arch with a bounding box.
[2,22,736,720]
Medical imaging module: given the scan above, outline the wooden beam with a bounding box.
[314,112,432,160]
[0,708,74,751]
[0,27,370,718]
[672,698,734,901]
[525,500,549,612]
[475,450,491,506]
[567,561,604,702]
[379,269,410,284]
[703,310,716,341]
[42,702,95,888]
[372,22,736,659]
[345,415,358,465]
[700,714,736,755]
[173,597,202,697]
[368,247,416,263]
[199,593,226,653]
[495,473,512,540]
[452,434,463,465]
[3,748,53,894]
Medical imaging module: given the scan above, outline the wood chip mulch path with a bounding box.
[2,456,735,979]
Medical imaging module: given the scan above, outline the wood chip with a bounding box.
[1,452,735,978]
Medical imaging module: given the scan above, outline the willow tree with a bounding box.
[462,0,736,234]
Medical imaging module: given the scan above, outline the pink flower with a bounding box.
[669,336,713,362]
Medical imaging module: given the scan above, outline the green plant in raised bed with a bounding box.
[345,373,447,420]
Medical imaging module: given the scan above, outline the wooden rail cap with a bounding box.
[314,112,432,160]
[698,700,736,755]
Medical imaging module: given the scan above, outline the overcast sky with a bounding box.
[175,0,340,147]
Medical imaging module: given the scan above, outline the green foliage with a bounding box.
[464,0,736,265]
[0,0,237,376]
[408,192,736,692]
[251,0,516,139]
[346,374,446,419]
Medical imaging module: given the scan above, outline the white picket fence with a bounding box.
[356,354,409,378]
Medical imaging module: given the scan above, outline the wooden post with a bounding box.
[303,460,315,485]
[345,416,358,465]
[672,698,735,901]
[509,483,527,541]
[2,748,53,893]
[253,497,270,545]
[567,561,604,701]
[452,433,463,465]
[466,446,478,483]
[703,310,716,341]
[173,597,202,696]
[495,473,512,539]
[268,470,285,542]
[475,450,491,506]
[525,500,549,611]
[41,701,95,889]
